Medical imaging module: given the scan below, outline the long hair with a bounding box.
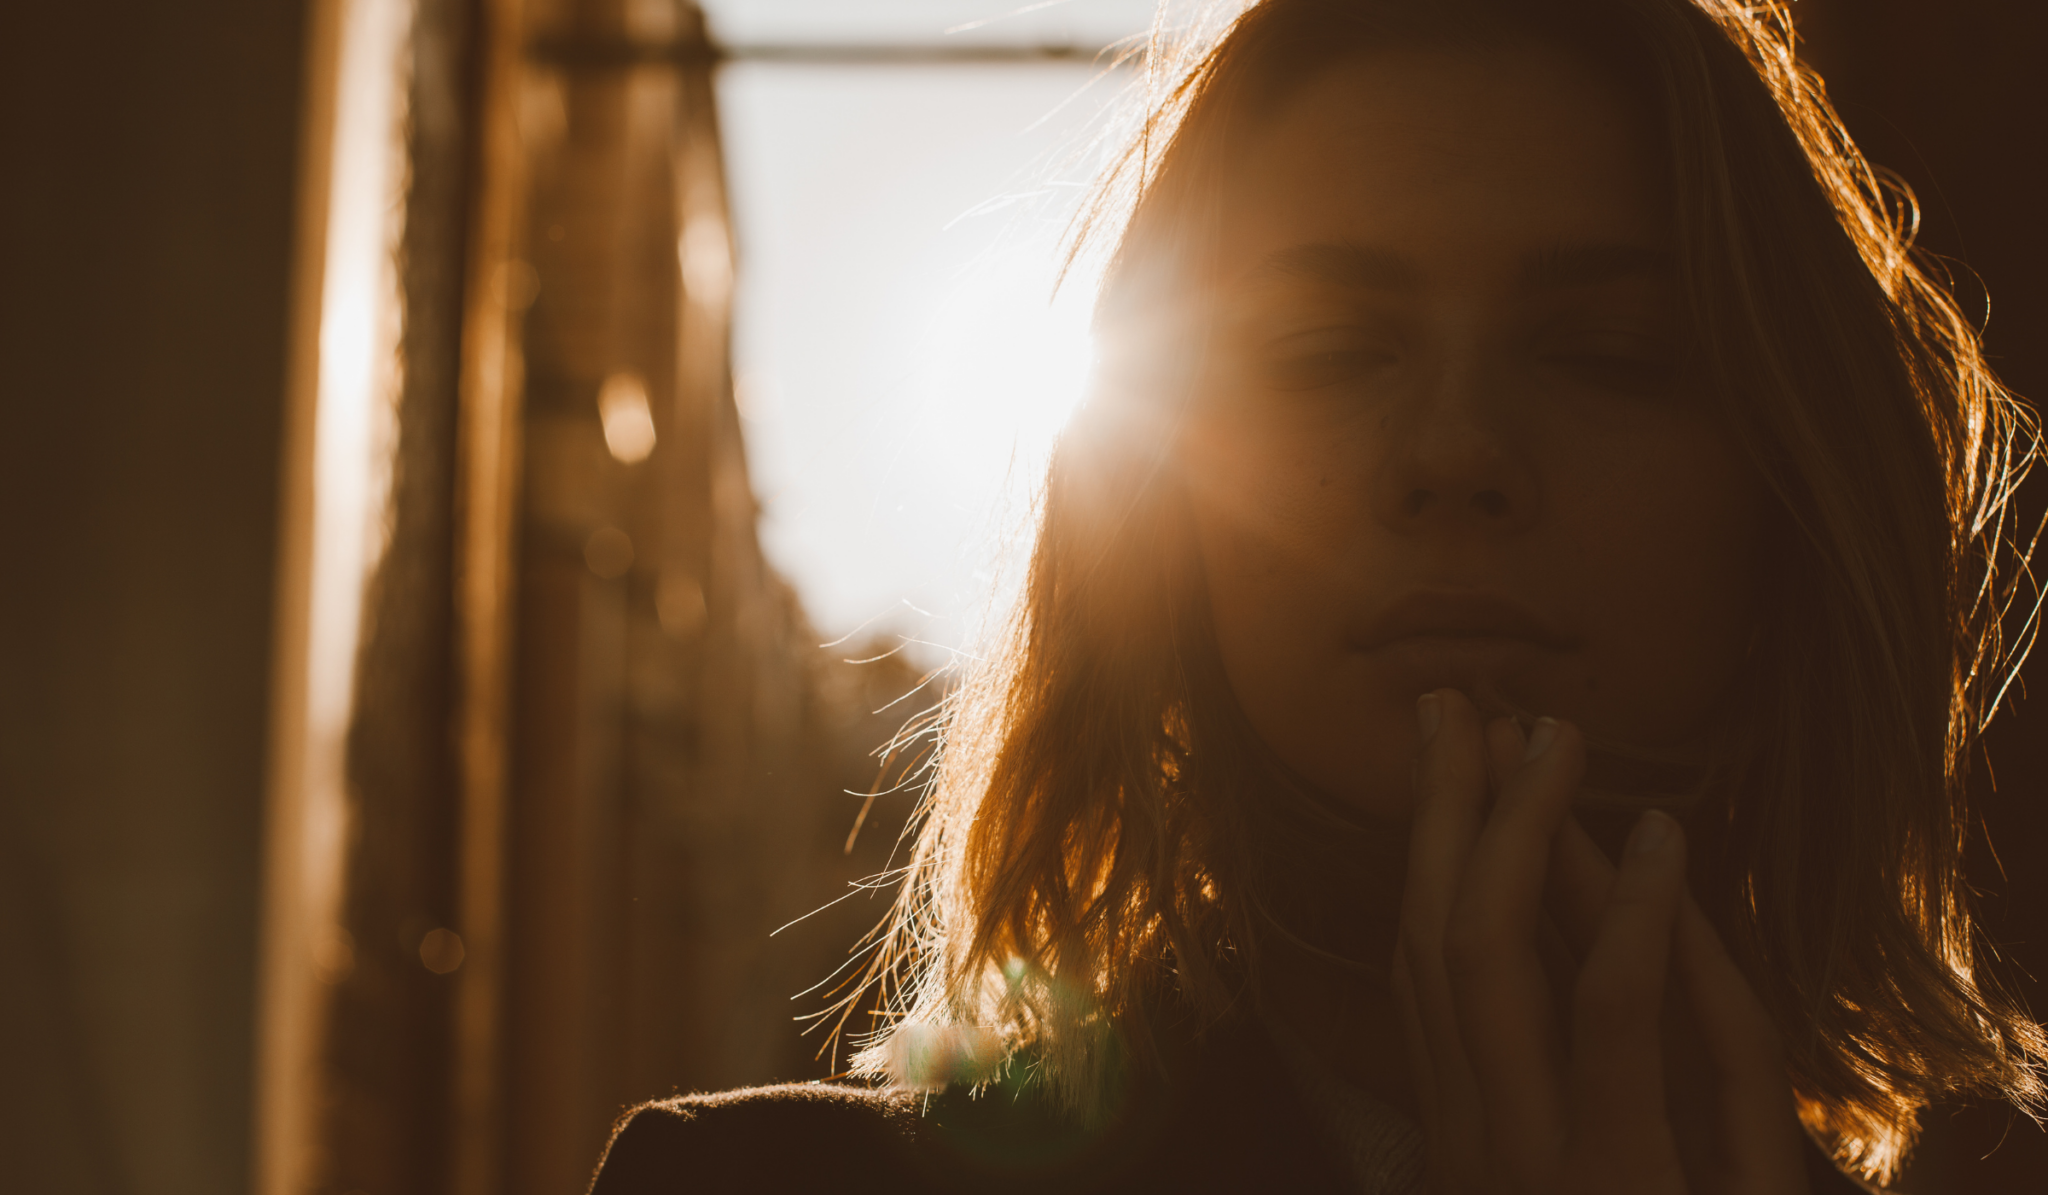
[837,1,2046,1182]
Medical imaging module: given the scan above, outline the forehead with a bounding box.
[1217,43,1666,285]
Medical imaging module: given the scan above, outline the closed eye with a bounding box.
[1539,332,1680,398]
[1259,333,1401,392]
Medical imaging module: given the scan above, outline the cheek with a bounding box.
[1181,415,1395,804]
[1182,412,1367,642]
[1552,426,1765,747]
[1183,410,1365,552]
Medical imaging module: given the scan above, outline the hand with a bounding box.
[1390,689,1810,1194]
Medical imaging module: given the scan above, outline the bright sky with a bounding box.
[702,3,1181,662]
[699,0,1169,50]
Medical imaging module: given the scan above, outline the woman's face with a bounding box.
[1181,43,1765,818]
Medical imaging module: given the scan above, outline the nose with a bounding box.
[1371,367,1539,538]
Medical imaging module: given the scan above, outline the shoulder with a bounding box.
[585,1017,1353,1194]
[588,1082,926,1195]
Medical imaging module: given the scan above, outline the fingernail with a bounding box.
[1629,810,1673,857]
[1416,693,1441,744]
[1521,717,1558,761]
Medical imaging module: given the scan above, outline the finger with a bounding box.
[1404,689,1491,944]
[1540,815,1612,1067]
[1400,689,1492,1186]
[1390,948,1439,1124]
[1567,811,1687,1173]
[1455,719,1585,956]
[1445,718,1587,1177]
[1486,714,1585,993]
[1546,813,1614,960]
[1674,896,1809,1192]
[1393,944,1485,1193]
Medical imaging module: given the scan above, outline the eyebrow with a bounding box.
[1255,242,1422,291]
[1521,242,1672,289]
[1247,240,1672,292]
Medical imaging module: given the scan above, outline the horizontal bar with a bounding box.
[526,38,1126,70]
[722,42,1121,64]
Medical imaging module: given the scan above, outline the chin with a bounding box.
[1247,644,1589,819]
[1362,637,1578,714]
[1245,683,1426,822]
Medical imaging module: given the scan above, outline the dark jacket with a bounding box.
[587,1018,1868,1194]
[589,1016,1354,1194]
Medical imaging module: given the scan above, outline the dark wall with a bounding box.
[1802,0,2048,405]
[0,2,306,1191]
[1800,1,2048,1187]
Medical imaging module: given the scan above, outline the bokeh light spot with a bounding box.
[598,371,658,463]
[418,927,465,975]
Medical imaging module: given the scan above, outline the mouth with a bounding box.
[1348,589,1576,653]
[1346,595,1702,807]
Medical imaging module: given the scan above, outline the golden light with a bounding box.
[597,370,657,463]
[680,212,734,307]
[258,0,412,1187]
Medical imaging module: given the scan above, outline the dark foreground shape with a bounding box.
[588,1016,1871,1194]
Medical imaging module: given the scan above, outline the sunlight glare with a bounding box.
[915,242,1096,539]
[719,61,1113,661]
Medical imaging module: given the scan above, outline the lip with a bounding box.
[1349,589,1576,653]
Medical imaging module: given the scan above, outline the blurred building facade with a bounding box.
[287,2,927,1194]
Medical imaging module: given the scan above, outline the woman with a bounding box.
[592,1,2045,1190]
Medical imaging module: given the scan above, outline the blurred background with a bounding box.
[0,2,2043,1193]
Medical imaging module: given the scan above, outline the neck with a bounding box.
[1247,804,1416,1115]
[1261,937,1416,1116]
